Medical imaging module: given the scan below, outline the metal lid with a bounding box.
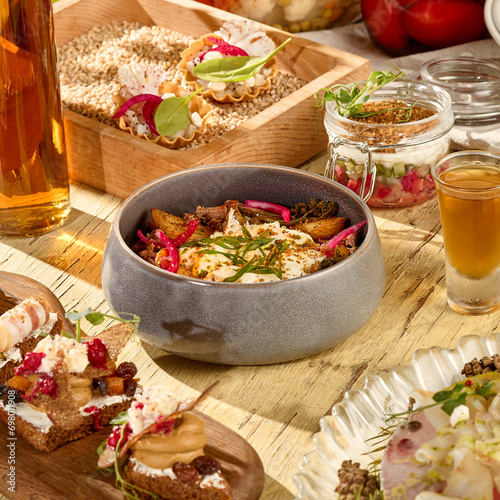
[419,57,500,125]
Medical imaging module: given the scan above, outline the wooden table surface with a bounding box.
[1,153,499,500]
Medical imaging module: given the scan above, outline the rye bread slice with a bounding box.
[0,397,132,453]
[0,314,63,384]
[125,459,233,500]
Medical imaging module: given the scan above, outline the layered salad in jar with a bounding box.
[319,70,454,208]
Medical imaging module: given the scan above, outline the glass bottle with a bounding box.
[0,0,70,237]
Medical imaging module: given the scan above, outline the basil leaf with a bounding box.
[193,38,291,82]
[154,88,203,137]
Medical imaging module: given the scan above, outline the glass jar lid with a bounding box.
[420,57,500,125]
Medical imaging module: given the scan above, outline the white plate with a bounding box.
[293,333,500,499]
[486,0,500,46]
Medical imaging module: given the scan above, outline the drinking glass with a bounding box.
[0,0,70,237]
[432,150,500,315]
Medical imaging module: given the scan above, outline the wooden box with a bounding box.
[53,0,370,199]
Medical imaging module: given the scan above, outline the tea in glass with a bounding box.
[432,151,500,314]
[0,0,70,237]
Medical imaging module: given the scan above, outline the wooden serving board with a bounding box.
[53,0,371,199]
[0,410,264,499]
[0,272,264,499]
[0,271,73,333]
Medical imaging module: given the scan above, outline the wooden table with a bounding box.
[1,153,499,500]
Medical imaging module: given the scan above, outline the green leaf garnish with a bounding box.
[65,309,140,343]
[315,69,406,119]
[97,439,107,457]
[110,411,129,426]
[193,38,291,82]
[154,87,204,137]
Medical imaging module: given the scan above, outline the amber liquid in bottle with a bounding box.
[0,0,70,237]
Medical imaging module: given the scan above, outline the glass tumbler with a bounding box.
[0,0,70,237]
[432,150,500,315]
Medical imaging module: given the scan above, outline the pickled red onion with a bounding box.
[142,101,160,136]
[172,219,199,246]
[322,220,366,257]
[137,229,162,249]
[245,200,291,223]
[199,37,249,61]
[154,230,179,273]
[113,94,163,119]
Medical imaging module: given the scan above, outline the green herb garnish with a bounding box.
[193,38,291,82]
[153,87,204,137]
[315,69,405,119]
[64,309,140,343]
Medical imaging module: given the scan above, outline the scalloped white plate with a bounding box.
[293,333,500,499]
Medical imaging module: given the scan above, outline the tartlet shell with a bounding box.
[117,82,213,149]
[178,35,278,103]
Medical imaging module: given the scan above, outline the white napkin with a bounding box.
[300,24,500,153]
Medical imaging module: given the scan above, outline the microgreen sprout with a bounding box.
[315,69,406,119]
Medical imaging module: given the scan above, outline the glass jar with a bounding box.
[323,80,454,208]
[420,57,500,125]
[0,0,70,237]
[361,0,487,57]
[194,0,361,33]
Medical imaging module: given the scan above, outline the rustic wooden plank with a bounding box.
[0,409,264,499]
[1,174,499,500]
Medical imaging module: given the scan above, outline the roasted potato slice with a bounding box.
[291,217,346,242]
[151,209,212,241]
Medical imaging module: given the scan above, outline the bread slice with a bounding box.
[0,395,132,453]
[97,385,233,500]
[0,298,62,384]
[125,457,233,500]
[1,321,139,452]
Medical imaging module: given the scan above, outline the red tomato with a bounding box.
[403,0,486,48]
[362,0,411,51]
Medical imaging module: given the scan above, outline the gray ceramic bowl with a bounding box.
[102,164,385,365]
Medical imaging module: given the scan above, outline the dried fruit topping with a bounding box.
[105,376,125,396]
[115,361,138,379]
[192,455,221,475]
[97,379,110,397]
[462,355,500,377]
[7,375,30,393]
[335,460,380,500]
[107,423,132,449]
[85,337,108,368]
[172,462,200,484]
[0,385,23,405]
[15,352,46,375]
[123,378,138,397]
